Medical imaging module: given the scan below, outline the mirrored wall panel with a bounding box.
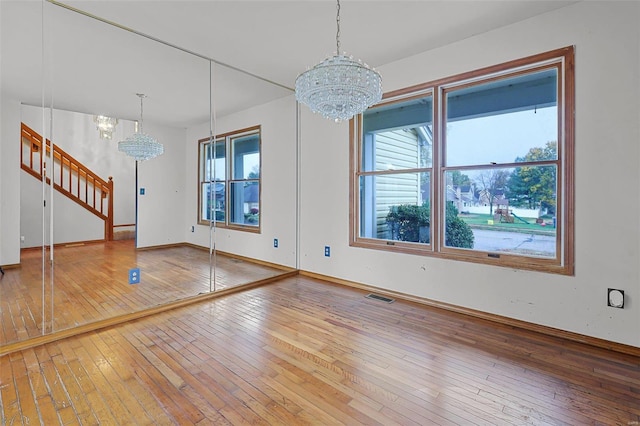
[1,0,297,346]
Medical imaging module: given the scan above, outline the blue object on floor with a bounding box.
[129,268,140,284]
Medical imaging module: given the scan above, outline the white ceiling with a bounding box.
[1,0,578,127]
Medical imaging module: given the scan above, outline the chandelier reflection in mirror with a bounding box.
[118,93,164,161]
[295,0,382,123]
[93,115,118,140]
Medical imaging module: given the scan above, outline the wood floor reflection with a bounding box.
[0,240,289,345]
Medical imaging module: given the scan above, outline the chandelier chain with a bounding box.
[336,0,341,55]
[137,93,146,133]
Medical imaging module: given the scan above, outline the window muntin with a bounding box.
[351,47,573,274]
[198,126,261,231]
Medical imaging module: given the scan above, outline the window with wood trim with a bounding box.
[198,126,261,231]
[351,47,574,274]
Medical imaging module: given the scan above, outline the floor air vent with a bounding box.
[365,293,395,303]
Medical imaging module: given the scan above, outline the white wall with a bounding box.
[299,1,640,348]
[136,121,187,248]
[185,95,298,268]
[0,96,21,266]
[20,170,104,246]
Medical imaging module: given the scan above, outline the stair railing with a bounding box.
[20,122,114,241]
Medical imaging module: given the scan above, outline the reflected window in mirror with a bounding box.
[198,125,261,231]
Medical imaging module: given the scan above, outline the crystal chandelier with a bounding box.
[93,115,118,140]
[118,94,164,162]
[295,0,382,122]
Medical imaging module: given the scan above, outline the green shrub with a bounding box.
[386,204,430,243]
[386,202,474,248]
[446,203,474,248]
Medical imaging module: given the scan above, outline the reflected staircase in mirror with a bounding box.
[20,122,114,241]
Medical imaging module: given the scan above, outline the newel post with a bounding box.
[106,176,114,241]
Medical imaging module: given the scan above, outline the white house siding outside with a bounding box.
[373,129,421,238]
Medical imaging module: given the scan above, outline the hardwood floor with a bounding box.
[0,240,289,346]
[1,275,638,425]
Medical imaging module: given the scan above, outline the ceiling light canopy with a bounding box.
[118,94,164,162]
[295,0,382,123]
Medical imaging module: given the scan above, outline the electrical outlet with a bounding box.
[20,236,25,243]
[324,246,330,257]
[129,268,140,285]
[607,288,624,308]
[274,238,279,248]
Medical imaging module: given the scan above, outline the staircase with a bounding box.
[20,122,114,241]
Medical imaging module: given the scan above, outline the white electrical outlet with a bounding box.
[20,236,25,243]
[607,289,624,308]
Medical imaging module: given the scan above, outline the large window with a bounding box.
[351,47,574,274]
[199,126,261,231]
